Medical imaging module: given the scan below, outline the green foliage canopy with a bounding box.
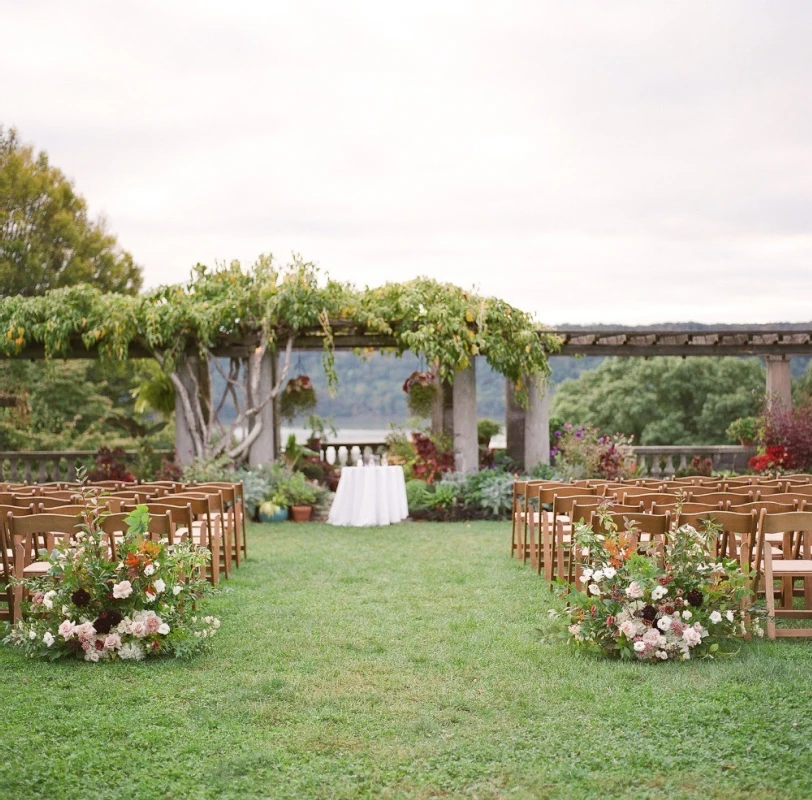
[552,357,765,445]
[0,256,557,400]
[0,126,142,296]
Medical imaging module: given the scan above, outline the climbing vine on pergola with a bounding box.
[0,254,560,461]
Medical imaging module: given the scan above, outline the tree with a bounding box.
[552,357,765,445]
[0,126,142,296]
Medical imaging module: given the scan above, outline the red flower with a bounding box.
[606,615,615,626]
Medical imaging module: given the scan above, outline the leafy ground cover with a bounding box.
[1,521,811,799]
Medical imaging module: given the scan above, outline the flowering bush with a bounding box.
[549,510,759,662]
[551,423,636,480]
[748,405,812,473]
[87,446,135,482]
[3,505,220,662]
[402,370,437,418]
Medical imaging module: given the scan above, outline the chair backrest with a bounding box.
[17,495,81,509]
[678,509,758,557]
[687,491,752,504]
[754,493,809,507]
[6,511,84,566]
[593,511,671,537]
[137,502,196,542]
[730,500,798,514]
[620,492,681,510]
[538,485,595,504]
[758,510,812,535]
[569,499,607,524]
[552,494,604,518]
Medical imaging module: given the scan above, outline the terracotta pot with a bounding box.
[290,505,313,523]
[740,438,755,447]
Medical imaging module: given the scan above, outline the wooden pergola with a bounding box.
[8,323,812,471]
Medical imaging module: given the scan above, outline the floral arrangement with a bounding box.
[280,374,317,421]
[87,446,136,482]
[402,370,437,418]
[548,509,759,662]
[3,504,220,662]
[551,423,637,481]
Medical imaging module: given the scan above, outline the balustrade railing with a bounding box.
[631,445,755,477]
[0,450,170,484]
[315,441,387,467]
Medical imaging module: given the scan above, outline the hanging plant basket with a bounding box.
[403,371,437,418]
[280,375,317,421]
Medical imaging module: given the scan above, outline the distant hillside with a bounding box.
[212,322,812,426]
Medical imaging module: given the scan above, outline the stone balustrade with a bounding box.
[0,450,170,484]
[631,445,756,477]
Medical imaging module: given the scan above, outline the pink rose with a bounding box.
[104,633,121,650]
[643,628,661,645]
[619,620,637,639]
[130,621,147,638]
[145,617,160,634]
[682,628,702,647]
[625,581,644,599]
[32,592,45,606]
[58,620,75,640]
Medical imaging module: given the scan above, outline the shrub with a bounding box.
[405,479,432,512]
[753,405,812,472]
[551,423,636,480]
[87,446,135,482]
[726,416,759,444]
[476,472,514,517]
[477,419,501,446]
[410,432,455,484]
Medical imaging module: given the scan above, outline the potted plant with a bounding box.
[726,416,759,447]
[258,501,289,523]
[280,375,317,421]
[403,371,437,418]
[305,413,337,452]
[272,471,318,522]
[477,419,501,448]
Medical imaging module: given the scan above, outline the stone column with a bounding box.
[173,354,201,467]
[766,355,792,410]
[249,349,276,466]
[452,362,478,473]
[505,378,526,468]
[524,377,550,468]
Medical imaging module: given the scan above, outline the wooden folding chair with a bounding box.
[6,512,85,621]
[593,511,671,563]
[755,511,812,639]
[677,509,758,562]
[510,481,527,559]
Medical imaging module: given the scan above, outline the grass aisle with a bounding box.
[1,521,811,799]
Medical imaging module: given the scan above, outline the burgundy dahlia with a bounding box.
[641,605,658,621]
[71,589,91,608]
[686,589,704,608]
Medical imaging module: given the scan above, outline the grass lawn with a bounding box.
[1,521,811,799]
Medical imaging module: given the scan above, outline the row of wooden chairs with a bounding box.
[0,479,249,622]
[511,478,812,639]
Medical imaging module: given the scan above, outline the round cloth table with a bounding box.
[327,465,409,527]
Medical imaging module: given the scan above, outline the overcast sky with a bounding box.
[3,1,812,325]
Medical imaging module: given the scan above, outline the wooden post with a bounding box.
[524,377,550,468]
[249,349,276,466]
[766,355,792,410]
[505,378,526,468]
[452,362,478,473]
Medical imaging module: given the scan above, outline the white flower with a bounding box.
[725,610,735,622]
[592,569,604,582]
[212,619,220,629]
[42,591,56,610]
[657,616,672,631]
[626,582,644,599]
[588,584,601,596]
[143,563,155,577]
[682,610,692,620]
[579,575,589,584]
[633,641,646,652]
[130,621,147,638]
[84,649,100,662]
[568,624,582,637]
[603,567,617,579]
[681,651,691,661]
[28,629,36,640]
[158,623,170,635]
[582,568,593,580]
[709,611,722,624]
[656,650,668,660]
[643,628,660,645]
[172,585,183,596]
[116,562,124,571]
[651,585,667,601]
[112,580,133,599]
[144,590,156,604]
[153,578,166,595]
[118,642,146,661]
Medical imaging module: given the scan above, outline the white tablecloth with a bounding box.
[327,465,409,527]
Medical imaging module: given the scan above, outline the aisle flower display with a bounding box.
[3,504,220,662]
[549,509,760,661]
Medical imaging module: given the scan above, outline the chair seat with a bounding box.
[770,559,812,574]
